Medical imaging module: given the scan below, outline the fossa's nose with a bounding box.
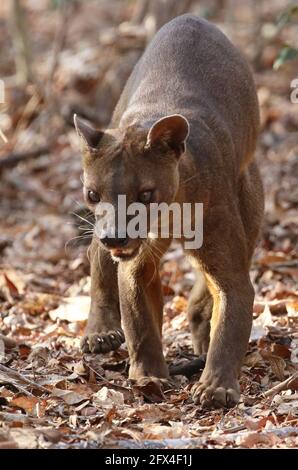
[100,234,128,249]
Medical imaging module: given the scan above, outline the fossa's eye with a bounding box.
[138,190,153,204]
[87,190,100,203]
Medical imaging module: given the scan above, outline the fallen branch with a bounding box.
[0,146,49,171]
[169,356,206,378]
[115,426,298,448]
[263,373,298,398]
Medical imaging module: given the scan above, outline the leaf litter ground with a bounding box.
[0,0,297,449]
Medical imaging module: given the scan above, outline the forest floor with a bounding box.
[0,0,297,448]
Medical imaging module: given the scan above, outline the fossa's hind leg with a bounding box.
[187,272,212,355]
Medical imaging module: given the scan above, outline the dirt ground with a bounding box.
[0,0,297,448]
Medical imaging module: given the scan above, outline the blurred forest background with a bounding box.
[0,0,297,449]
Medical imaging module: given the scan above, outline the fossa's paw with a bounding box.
[80,329,125,354]
[192,369,240,408]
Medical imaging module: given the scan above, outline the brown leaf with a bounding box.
[52,388,89,405]
[133,380,166,403]
[10,396,43,416]
[127,404,181,423]
[0,334,18,350]
[244,351,264,368]
[28,346,50,368]
[162,284,175,296]
[287,300,298,317]
[18,344,31,359]
[93,387,125,408]
[172,296,187,313]
[39,429,63,444]
[3,273,20,296]
[271,343,291,359]
[260,350,286,381]
[0,439,18,449]
[143,423,190,440]
[236,431,281,448]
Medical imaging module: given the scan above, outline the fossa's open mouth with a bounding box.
[110,246,139,261]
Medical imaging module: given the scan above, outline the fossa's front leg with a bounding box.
[117,244,169,383]
[81,237,124,353]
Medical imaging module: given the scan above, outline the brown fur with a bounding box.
[75,15,264,408]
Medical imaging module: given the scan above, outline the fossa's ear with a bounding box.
[145,114,189,156]
[74,114,104,150]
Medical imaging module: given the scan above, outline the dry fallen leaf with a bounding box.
[52,388,89,405]
[133,379,167,403]
[10,395,46,417]
[260,350,286,381]
[28,347,51,368]
[0,0,297,450]
[49,296,90,322]
[8,429,38,449]
[250,305,273,341]
[236,431,281,448]
[93,387,125,408]
[143,422,191,440]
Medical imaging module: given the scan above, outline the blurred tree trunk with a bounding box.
[132,0,151,24]
[132,0,196,37]
[11,0,32,85]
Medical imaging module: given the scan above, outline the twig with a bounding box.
[12,383,35,397]
[253,260,298,270]
[0,127,8,144]
[222,424,247,434]
[0,370,34,397]
[13,88,41,140]
[263,373,298,398]
[83,361,131,393]
[0,364,50,394]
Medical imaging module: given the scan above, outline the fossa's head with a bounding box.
[74,114,189,260]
